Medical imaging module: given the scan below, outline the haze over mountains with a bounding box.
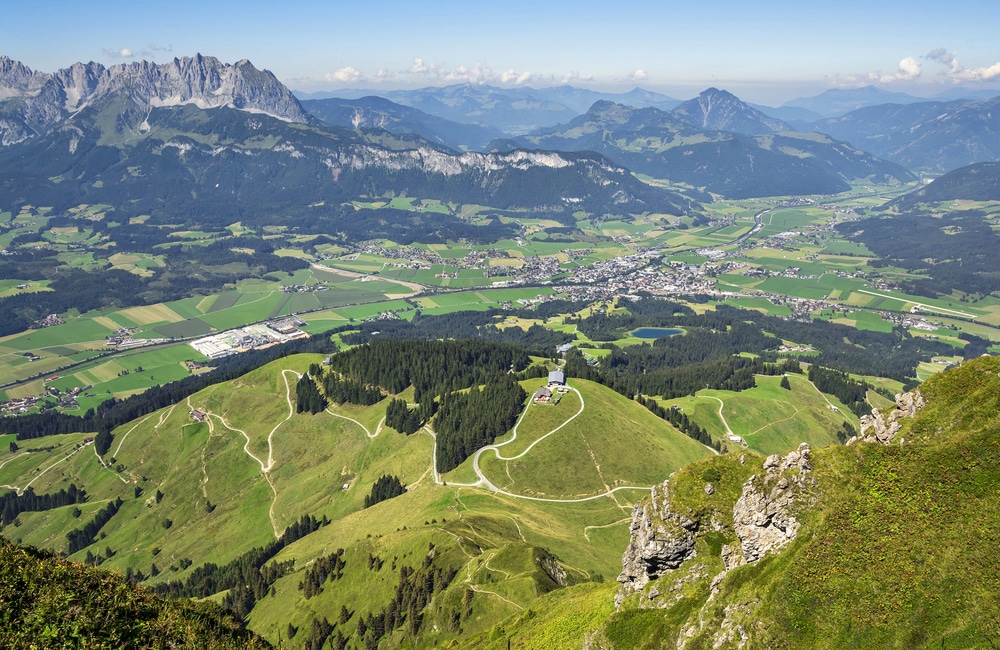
[0,55,692,227]
[489,90,914,198]
[4,53,1000,206]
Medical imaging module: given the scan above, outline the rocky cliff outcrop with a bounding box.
[724,443,814,570]
[617,445,816,610]
[616,480,699,607]
[854,388,924,445]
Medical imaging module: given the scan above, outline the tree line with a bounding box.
[384,398,425,435]
[807,365,874,418]
[1,484,87,527]
[299,548,346,599]
[66,498,122,555]
[434,375,526,473]
[153,513,329,620]
[327,339,530,404]
[295,373,327,414]
[569,296,953,382]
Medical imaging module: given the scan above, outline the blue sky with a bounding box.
[5,0,1000,103]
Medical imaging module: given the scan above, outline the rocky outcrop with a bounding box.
[0,54,311,137]
[725,443,814,570]
[617,445,817,612]
[616,480,698,606]
[854,388,924,445]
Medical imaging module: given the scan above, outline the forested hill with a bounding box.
[491,100,913,198]
[887,162,1000,209]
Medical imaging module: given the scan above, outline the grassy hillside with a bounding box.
[0,537,270,649]
[2,354,705,647]
[661,373,858,455]
[479,379,711,499]
[482,355,1000,649]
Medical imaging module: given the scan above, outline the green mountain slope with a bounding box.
[492,101,913,198]
[1,352,712,647]
[487,355,1000,649]
[888,161,1000,209]
[0,97,694,229]
[0,537,270,649]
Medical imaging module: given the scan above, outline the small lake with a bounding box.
[631,327,683,339]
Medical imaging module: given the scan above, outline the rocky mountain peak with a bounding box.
[673,87,791,134]
[853,388,925,445]
[0,56,42,98]
[0,54,311,141]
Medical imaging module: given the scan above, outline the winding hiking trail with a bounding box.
[434,385,650,504]
[705,396,735,438]
[200,368,301,538]
[1,441,92,496]
[325,408,383,439]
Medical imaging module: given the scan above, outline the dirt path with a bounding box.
[0,452,29,472]
[583,518,633,542]
[326,408,379,438]
[432,385,651,503]
[2,442,92,495]
[112,414,155,458]
[199,368,300,538]
[468,585,524,611]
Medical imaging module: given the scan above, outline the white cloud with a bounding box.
[892,56,921,82]
[104,48,136,58]
[443,62,493,84]
[407,57,433,74]
[558,71,593,85]
[927,48,1000,81]
[324,67,363,83]
[831,56,922,86]
[630,69,649,82]
[375,68,393,82]
[500,69,535,85]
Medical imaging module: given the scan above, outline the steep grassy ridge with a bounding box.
[0,537,270,649]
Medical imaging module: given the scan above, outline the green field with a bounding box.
[661,373,857,456]
[479,379,711,499]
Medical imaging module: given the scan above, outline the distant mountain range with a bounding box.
[781,86,929,119]
[300,95,503,151]
[810,96,1000,173]
[297,83,1000,179]
[0,55,694,229]
[3,53,996,221]
[0,54,310,146]
[299,83,681,134]
[491,89,914,198]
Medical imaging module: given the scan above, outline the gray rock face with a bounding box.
[856,388,924,445]
[615,481,697,606]
[0,55,43,98]
[727,443,813,569]
[0,54,310,141]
